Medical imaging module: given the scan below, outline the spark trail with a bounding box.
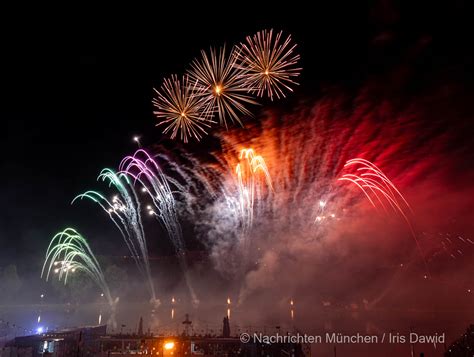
[235,148,273,236]
[172,146,274,278]
[72,168,158,304]
[41,228,118,325]
[339,158,429,275]
[119,149,199,306]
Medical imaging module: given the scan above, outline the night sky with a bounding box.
[1,2,473,270]
[3,4,474,356]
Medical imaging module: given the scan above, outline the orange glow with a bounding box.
[164,341,175,350]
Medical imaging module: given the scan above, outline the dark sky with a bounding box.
[1,1,473,271]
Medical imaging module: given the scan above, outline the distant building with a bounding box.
[1,320,310,356]
[445,324,474,356]
[1,325,106,357]
[96,335,310,356]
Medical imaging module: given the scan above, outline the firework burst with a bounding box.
[339,158,429,275]
[72,168,158,303]
[338,158,413,220]
[152,75,214,142]
[235,148,273,235]
[120,149,199,306]
[235,29,301,100]
[41,228,114,306]
[119,149,183,249]
[187,45,258,128]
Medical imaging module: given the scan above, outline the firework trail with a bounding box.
[338,158,429,275]
[119,150,183,250]
[235,29,301,100]
[235,148,273,236]
[119,149,199,306]
[152,74,214,142]
[339,158,413,216]
[41,228,118,325]
[187,45,258,128]
[72,168,158,304]
[220,147,274,283]
[158,145,275,279]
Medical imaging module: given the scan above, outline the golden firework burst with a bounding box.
[152,75,214,142]
[187,45,258,128]
[236,29,301,100]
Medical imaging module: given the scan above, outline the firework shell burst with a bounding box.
[119,149,200,306]
[153,29,301,141]
[41,228,114,307]
[235,148,273,237]
[152,74,214,142]
[338,158,429,275]
[235,29,301,100]
[72,168,158,302]
[187,45,259,128]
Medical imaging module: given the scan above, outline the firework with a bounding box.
[339,158,429,274]
[120,149,199,306]
[152,75,214,142]
[187,45,258,128]
[235,148,273,235]
[72,168,157,303]
[235,29,301,100]
[41,228,114,307]
[172,145,274,277]
[119,150,183,250]
[338,158,412,218]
